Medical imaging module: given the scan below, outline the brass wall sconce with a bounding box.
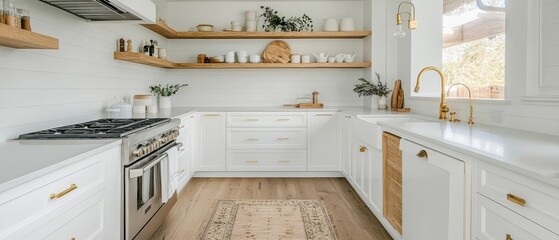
[394,2,417,38]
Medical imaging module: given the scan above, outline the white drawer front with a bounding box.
[178,114,195,131]
[0,157,105,233]
[352,118,382,150]
[476,161,559,234]
[227,150,306,171]
[227,113,306,127]
[475,194,559,240]
[227,128,307,149]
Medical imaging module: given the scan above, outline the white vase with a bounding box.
[159,96,172,109]
[377,96,388,110]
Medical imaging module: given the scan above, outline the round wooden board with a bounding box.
[262,40,292,63]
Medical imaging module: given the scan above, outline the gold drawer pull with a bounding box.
[506,234,513,240]
[315,114,333,116]
[245,160,259,163]
[203,114,220,117]
[278,160,291,163]
[507,193,526,207]
[345,116,352,119]
[50,184,78,200]
[359,146,367,152]
[246,138,259,141]
[277,138,289,140]
[71,238,76,240]
[277,119,291,121]
[416,150,428,159]
[246,119,259,121]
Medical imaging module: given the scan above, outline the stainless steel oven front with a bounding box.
[124,142,180,240]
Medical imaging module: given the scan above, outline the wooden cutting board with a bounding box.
[397,88,404,109]
[391,80,401,109]
[262,40,291,63]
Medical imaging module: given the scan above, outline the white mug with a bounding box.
[324,18,339,32]
[249,55,261,63]
[238,55,248,63]
[237,50,248,57]
[301,55,311,63]
[340,18,355,31]
[291,54,301,63]
[225,51,236,63]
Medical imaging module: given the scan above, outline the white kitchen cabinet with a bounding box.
[350,138,366,194]
[400,139,466,240]
[198,112,226,171]
[475,194,559,240]
[0,146,121,239]
[340,114,352,178]
[307,112,339,171]
[176,113,198,190]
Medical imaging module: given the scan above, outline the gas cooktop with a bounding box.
[18,118,172,139]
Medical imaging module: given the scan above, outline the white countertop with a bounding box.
[0,139,121,192]
[379,120,559,179]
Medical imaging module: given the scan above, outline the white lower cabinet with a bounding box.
[340,114,352,178]
[0,146,121,240]
[400,139,466,240]
[475,194,559,240]
[227,150,306,171]
[176,113,198,190]
[198,112,226,171]
[307,112,339,171]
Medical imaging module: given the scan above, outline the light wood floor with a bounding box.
[151,178,393,240]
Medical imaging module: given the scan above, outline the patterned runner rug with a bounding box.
[195,200,337,240]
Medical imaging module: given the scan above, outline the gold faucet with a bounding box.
[414,66,449,120]
[447,83,474,126]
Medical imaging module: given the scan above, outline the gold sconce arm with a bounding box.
[447,83,474,126]
[397,2,417,29]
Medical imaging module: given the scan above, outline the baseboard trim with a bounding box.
[193,171,344,178]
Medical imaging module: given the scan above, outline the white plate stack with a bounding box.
[245,11,257,32]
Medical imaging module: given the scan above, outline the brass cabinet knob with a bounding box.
[506,234,513,240]
[416,150,428,159]
[359,146,367,152]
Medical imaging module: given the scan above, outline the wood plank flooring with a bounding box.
[151,178,393,240]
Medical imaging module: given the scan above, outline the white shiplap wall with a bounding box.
[163,1,366,107]
[0,0,167,141]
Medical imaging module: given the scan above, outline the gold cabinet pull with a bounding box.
[277,137,289,140]
[315,114,333,116]
[416,150,428,159]
[276,118,291,121]
[278,160,291,163]
[359,146,367,152]
[50,184,78,200]
[203,114,220,117]
[345,116,352,118]
[246,138,259,141]
[507,193,526,207]
[506,234,513,240]
[245,160,259,163]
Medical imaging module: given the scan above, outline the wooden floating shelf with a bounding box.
[142,20,371,39]
[0,24,58,49]
[114,52,371,69]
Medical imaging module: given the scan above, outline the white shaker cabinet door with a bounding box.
[197,112,227,171]
[401,139,466,240]
[340,114,352,177]
[307,112,339,171]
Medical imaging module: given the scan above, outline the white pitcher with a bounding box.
[313,52,329,63]
[344,53,356,63]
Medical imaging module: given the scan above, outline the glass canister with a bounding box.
[14,8,21,28]
[4,0,15,27]
[19,8,30,30]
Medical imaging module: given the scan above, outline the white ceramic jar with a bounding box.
[291,54,301,63]
[340,18,355,31]
[324,18,339,32]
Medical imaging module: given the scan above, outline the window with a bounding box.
[442,0,506,99]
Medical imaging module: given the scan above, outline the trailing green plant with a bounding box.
[353,73,392,97]
[149,84,188,97]
[260,6,313,32]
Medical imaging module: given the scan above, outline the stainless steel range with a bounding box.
[19,118,182,240]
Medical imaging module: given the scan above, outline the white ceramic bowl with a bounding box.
[197,24,214,32]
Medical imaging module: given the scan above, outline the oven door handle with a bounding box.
[129,153,168,179]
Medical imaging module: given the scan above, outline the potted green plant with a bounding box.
[353,73,392,110]
[149,84,188,109]
[260,6,313,32]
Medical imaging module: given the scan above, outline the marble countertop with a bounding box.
[0,139,121,192]
[379,120,559,179]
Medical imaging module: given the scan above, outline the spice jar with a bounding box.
[4,0,15,27]
[14,8,21,28]
[19,8,30,31]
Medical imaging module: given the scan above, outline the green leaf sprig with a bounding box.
[149,84,188,97]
